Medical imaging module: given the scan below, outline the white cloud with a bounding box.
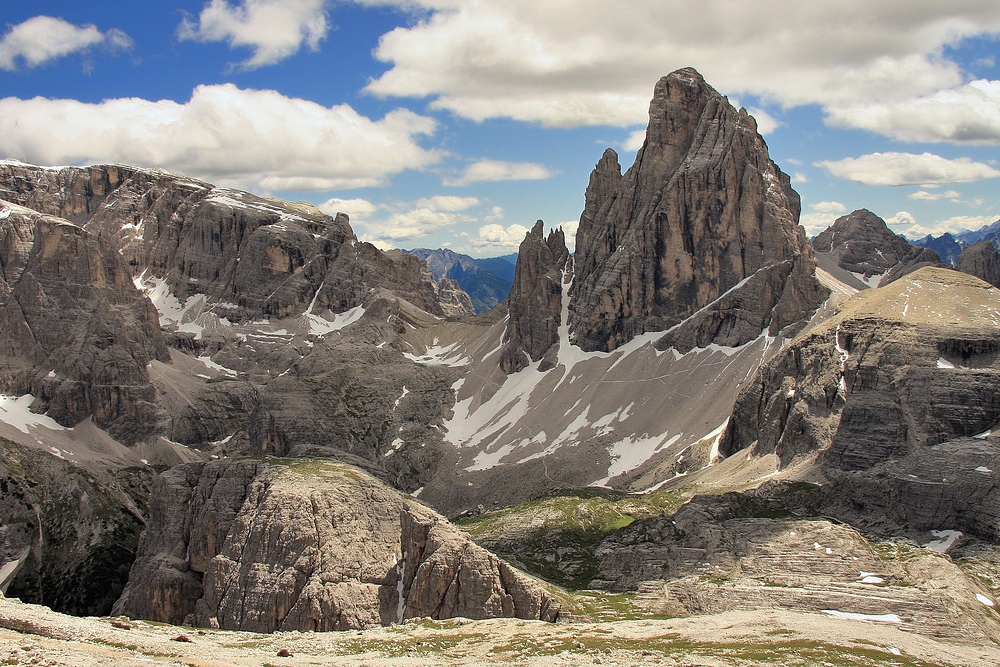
[444,159,555,186]
[0,84,440,192]
[364,207,459,241]
[621,129,647,152]
[826,79,1000,145]
[0,16,132,71]
[815,152,1000,186]
[560,219,579,252]
[179,0,328,70]
[363,1,1000,130]
[472,223,531,250]
[791,172,807,184]
[415,195,480,211]
[800,201,848,235]
[318,197,379,220]
[908,190,961,201]
[886,212,1000,239]
[810,201,847,214]
[885,211,918,228]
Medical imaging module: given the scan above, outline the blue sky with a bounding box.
[1,1,998,256]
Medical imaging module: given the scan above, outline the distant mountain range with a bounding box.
[402,248,516,313]
[909,218,1000,266]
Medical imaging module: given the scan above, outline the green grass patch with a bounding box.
[455,488,682,590]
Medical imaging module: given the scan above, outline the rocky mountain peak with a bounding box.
[812,209,943,289]
[568,67,826,353]
[957,240,1000,288]
[499,221,570,374]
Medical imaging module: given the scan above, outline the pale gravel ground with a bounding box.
[2,595,1000,666]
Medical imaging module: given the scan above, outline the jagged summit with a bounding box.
[812,208,943,289]
[567,67,826,353]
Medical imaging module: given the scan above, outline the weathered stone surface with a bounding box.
[720,267,1000,470]
[115,460,558,632]
[812,209,944,288]
[499,221,570,373]
[567,68,826,353]
[0,162,445,321]
[591,484,1000,641]
[435,277,476,317]
[958,241,1000,288]
[0,201,169,442]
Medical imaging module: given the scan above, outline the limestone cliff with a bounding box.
[114,460,559,632]
[0,201,168,442]
[568,68,826,353]
[499,221,570,374]
[0,161,444,321]
[720,267,1000,470]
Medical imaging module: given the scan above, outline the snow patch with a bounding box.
[922,529,962,553]
[197,356,238,377]
[977,593,995,607]
[403,340,470,367]
[0,395,67,434]
[821,610,901,623]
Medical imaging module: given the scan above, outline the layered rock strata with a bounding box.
[0,162,444,322]
[812,209,943,289]
[567,68,826,353]
[720,267,1000,469]
[499,221,570,373]
[0,201,168,441]
[114,460,559,632]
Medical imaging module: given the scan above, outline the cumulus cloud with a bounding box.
[179,0,328,69]
[908,190,961,202]
[444,159,555,186]
[472,223,531,251]
[415,195,480,211]
[0,84,440,192]
[317,197,379,221]
[0,15,132,71]
[362,1,1000,129]
[791,173,808,184]
[815,152,1000,187]
[799,201,847,236]
[827,79,1000,145]
[357,195,489,243]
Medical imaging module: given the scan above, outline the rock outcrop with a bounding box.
[567,68,826,353]
[499,221,570,374]
[434,277,476,317]
[720,267,1000,469]
[0,161,445,322]
[957,241,1000,288]
[812,209,944,289]
[114,460,559,632]
[0,201,169,441]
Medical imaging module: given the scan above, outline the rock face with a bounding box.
[114,460,559,632]
[0,201,169,442]
[957,241,1000,288]
[567,68,826,353]
[435,277,476,317]
[0,436,146,616]
[720,267,1000,470]
[499,221,570,374]
[812,209,943,289]
[0,162,444,322]
[590,485,1000,641]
